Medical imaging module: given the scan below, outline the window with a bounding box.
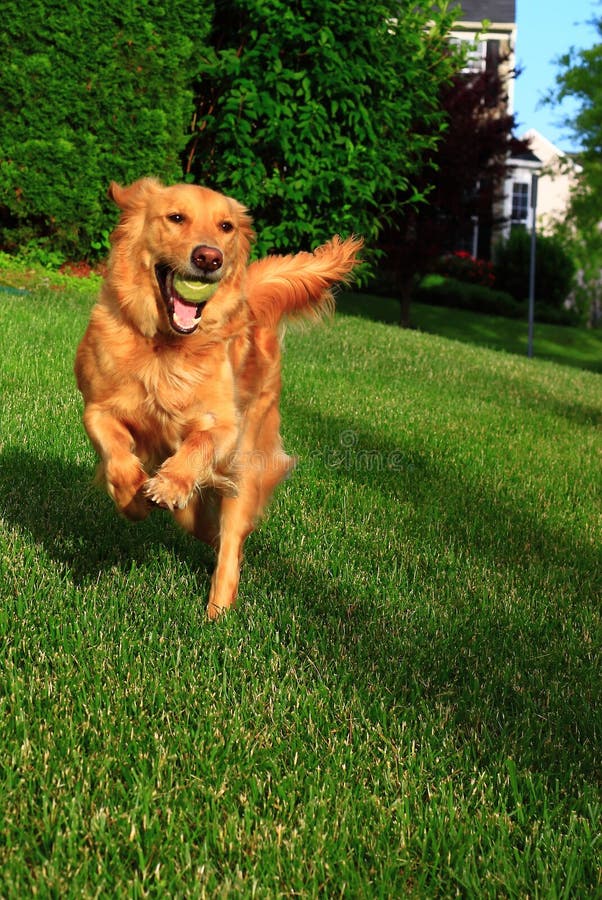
[511,182,529,223]
[450,36,487,73]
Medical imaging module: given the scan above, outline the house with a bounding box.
[448,1,520,257]
[449,0,517,116]
[514,129,582,234]
[501,141,542,236]
[450,3,580,253]
[500,130,582,240]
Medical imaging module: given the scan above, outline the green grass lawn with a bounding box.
[0,278,600,896]
[339,291,602,373]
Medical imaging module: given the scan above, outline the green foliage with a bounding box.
[554,221,602,326]
[0,0,212,259]
[187,0,458,256]
[550,26,602,235]
[546,183,602,327]
[415,272,580,326]
[0,1,458,262]
[494,228,576,308]
[549,17,602,324]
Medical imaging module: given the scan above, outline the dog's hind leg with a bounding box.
[173,489,221,548]
[206,406,295,620]
[206,491,255,620]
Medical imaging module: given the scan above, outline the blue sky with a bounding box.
[513,0,601,151]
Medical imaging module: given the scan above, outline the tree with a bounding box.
[0,1,459,265]
[185,0,459,258]
[547,18,602,324]
[551,19,602,225]
[378,46,526,325]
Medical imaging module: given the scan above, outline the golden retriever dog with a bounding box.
[75,178,362,618]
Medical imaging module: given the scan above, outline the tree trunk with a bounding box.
[398,276,413,328]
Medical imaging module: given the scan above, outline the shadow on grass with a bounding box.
[337,291,401,325]
[268,405,600,784]
[1,442,598,787]
[259,540,600,791]
[493,372,602,428]
[0,447,214,586]
[284,401,600,575]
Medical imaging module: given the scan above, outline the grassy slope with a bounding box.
[0,282,600,896]
[338,291,602,373]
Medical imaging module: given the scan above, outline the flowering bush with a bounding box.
[435,251,495,287]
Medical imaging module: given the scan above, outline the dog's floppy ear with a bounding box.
[108,178,163,211]
[108,181,127,209]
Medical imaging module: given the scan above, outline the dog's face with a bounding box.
[108,178,254,337]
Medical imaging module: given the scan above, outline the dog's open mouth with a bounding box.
[155,265,219,334]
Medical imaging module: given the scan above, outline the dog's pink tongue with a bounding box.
[173,296,198,328]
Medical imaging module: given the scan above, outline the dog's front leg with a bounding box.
[83,406,150,520]
[145,417,238,511]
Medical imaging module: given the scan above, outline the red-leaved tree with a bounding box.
[381,46,529,326]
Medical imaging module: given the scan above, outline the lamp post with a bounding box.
[527,173,538,359]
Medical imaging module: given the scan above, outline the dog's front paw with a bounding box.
[145,470,195,511]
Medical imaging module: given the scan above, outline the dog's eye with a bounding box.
[220,221,234,233]
[167,213,186,224]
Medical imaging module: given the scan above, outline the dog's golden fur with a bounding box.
[75,178,362,618]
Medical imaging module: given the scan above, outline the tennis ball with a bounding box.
[173,273,219,302]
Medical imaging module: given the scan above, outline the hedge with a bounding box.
[0,0,211,260]
[0,1,459,264]
[415,275,581,326]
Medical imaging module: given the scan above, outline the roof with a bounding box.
[451,1,515,23]
[521,129,567,162]
[522,129,583,173]
[511,148,542,164]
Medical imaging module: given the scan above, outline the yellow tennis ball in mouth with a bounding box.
[173,273,220,302]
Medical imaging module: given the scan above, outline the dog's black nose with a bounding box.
[191,245,223,273]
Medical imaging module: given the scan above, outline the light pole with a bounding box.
[527,173,538,359]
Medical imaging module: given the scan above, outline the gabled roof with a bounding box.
[452,1,515,23]
[522,129,583,173]
[510,148,542,165]
[521,129,567,162]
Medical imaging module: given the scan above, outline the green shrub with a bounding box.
[0,1,459,266]
[0,1,211,260]
[494,229,576,308]
[188,0,457,258]
[415,275,581,326]
[415,275,523,317]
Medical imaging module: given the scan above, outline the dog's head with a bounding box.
[106,178,255,338]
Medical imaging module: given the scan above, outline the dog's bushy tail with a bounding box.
[246,235,363,328]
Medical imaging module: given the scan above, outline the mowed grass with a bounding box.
[338,291,602,373]
[0,280,600,897]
